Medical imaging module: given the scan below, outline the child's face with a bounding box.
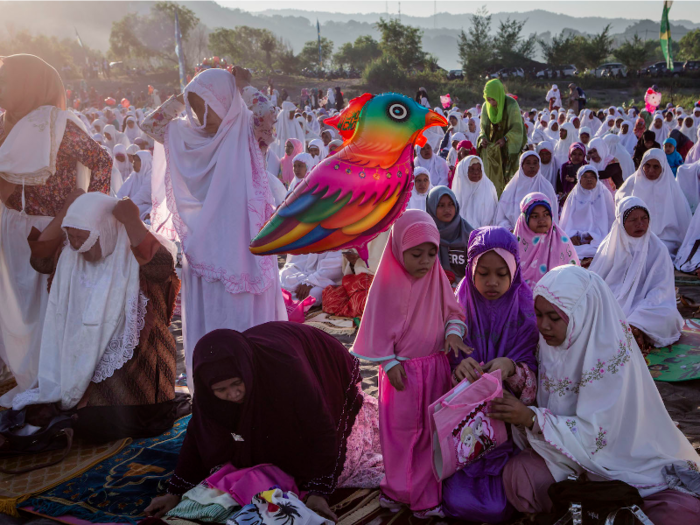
[449,116,458,127]
[402,242,437,278]
[539,149,552,165]
[580,171,597,190]
[527,205,552,234]
[293,161,307,179]
[285,141,295,156]
[580,133,590,144]
[685,117,694,128]
[473,250,511,301]
[535,296,568,347]
[435,194,456,222]
[570,148,584,164]
[664,143,675,155]
[415,174,430,194]
[468,119,476,132]
[644,140,655,149]
[309,146,320,158]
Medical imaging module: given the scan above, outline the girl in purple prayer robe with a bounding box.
[442,226,539,523]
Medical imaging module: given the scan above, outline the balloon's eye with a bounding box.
[388,103,409,121]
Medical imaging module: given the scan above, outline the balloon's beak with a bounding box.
[425,109,448,129]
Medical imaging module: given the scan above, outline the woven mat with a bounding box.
[304,311,357,336]
[648,319,700,382]
[0,436,129,517]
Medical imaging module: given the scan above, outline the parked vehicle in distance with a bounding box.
[593,63,628,78]
[447,69,464,80]
[536,64,578,78]
[684,60,700,76]
[487,67,524,79]
[645,61,685,77]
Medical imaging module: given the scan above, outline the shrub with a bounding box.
[362,56,407,91]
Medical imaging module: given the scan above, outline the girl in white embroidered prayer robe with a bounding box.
[452,156,498,228]
[140,69,286,392]
[272,101,305,158]
[590,196,682,349]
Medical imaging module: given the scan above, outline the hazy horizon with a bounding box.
[217,0,700,24]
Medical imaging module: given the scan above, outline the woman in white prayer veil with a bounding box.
[124,116,142,144]
[560,165,615,264]
[406,166,433,212]
[140,68,286,392]
[272,100,305,157]
[452,156,498,228]
[545,84,561,110]
[531,114,551,144]
[593,115,615,138]
[602,134,635,181]
[117,151,153,221]
[685,127,700,164]
[590,196,682,352]
[500,265,700,522]
[649,113,669,145]
[616,148,691,256]
[103,124,130,151]
[446,132,466,167]
[553,122,577,165]
[582,109,602,136]
[618,120,637,155]
[535,141,560,189]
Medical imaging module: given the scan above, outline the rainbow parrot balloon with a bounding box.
[250,93,448,256]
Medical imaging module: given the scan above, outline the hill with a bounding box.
[1,1,699,70]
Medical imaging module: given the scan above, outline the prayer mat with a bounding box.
[0,436,129,517]
[304,311,357,336]
[648,319,700,382]
[20,415,191,524]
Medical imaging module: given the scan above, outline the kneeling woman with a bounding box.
[495,266,700,524]
[590,197,683,352]
[22,192,181,440]
[443,226,539,522]
[147,322,382,520]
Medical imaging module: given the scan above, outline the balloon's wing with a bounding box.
[250,144,415,255]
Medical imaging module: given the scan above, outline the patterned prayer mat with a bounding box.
[304,311,357,336]
[0,435,129,517]
[648,319,700,382]
[20,415,191,524]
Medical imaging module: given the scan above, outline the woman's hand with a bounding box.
[453,357,483,383]
[386,363,407,391]
[483,357,516,378]
[144,493,181,518]
[294,283,313,300]
[444,333,472,358]
[112,197,141,225]
[570,235,581,246]
[343,251,359,266]
[306,495,338,522]
[495,138,506,148]
[489,391,536,428]
[480,137,489,148]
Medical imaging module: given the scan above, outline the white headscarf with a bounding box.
[112,143,132,181]
[680,117,698,143]
[308,138,326,166]
[594,116,615,138]
[535,141,560,189]
[446,132,466,167]
[582,109,602,135]
[684,127,700,164]
[406,166,433,212]
[103,124,129,151]
[452,156,497,228]
[617,120,637,155]
[545,84,562,108]
[117,151,153,220]
[560,165,615,259]
[273,101,305,158]
[649,113,669,144]
[526,265,700,497]
[545,121,560,143]
[553,122,577,165]
[615,148,692,255]
[464,117,480,145]
[124,116,141,144]
[586,137,615,174]
[414,146,449,187]
[590,196,682,347]
[12,193,146,411]
[447,111,466,133]
[602,134,635,181]
[162,69,276,295]
[495,151,558,230]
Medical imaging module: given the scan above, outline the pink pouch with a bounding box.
[282,288,316,323]
[205,463,301,505]
[429,369,506,481]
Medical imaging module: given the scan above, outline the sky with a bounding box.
[216,0,700,23]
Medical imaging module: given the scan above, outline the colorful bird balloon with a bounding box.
[250,92,447,256]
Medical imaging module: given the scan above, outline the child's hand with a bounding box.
[483,357,516,378]
[453,357,483,383]
[444,333,472,358]
[386,364,407,391]
[489,391,535,428]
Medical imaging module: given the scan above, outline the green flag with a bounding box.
[660,0,673,69]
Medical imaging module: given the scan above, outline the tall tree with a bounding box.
[209,26,282,69]
[375,17,426,70]
[297,37,334,70]
[458,6,494,82]
[679,28,700,60]
[579,24,614,69]
[538,30,575,66]
[494,17,536,67]
[333,35,381,70]
[614,34,654,71]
